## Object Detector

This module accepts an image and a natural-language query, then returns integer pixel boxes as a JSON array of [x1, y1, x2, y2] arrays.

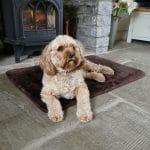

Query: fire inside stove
[[23, 1, 56, 30]]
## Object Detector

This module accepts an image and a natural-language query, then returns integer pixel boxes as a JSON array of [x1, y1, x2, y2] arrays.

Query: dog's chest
[[44, 70, 84, 99]]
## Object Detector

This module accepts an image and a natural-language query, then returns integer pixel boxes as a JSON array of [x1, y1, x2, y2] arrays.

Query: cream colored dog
[[39, 35, 114, 123]]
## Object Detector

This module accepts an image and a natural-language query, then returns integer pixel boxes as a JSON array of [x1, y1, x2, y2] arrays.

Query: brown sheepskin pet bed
[[6, 55, 145, 112]]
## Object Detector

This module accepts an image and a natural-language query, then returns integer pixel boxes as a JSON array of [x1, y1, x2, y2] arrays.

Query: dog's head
[[39, 35, 85, 75]]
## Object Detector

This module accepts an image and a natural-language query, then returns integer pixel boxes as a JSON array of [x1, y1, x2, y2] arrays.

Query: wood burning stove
[[1, 0, 63, 62]]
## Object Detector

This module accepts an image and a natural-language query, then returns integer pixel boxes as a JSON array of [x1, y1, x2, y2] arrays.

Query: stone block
[[76, 34, 96, 48], [77, 14, 97, 26], [96, 36, 109, 47], [84, 45, 108, 54], [96, 15, 112, 26], [64, 0, 98, 7], [76, 34, 109, 53], [98, 1, 113, 15], [96, 26, 111, 37], [77, 25, 110, 37], [77, 5, 97, 15], [77, 14, 111, 27]]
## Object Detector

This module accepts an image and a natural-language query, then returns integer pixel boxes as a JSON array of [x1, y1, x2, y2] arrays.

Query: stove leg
[[13, 45, 24, 63]]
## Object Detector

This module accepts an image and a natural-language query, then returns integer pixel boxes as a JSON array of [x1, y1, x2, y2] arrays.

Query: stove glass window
[[23, 1, 56, 31]]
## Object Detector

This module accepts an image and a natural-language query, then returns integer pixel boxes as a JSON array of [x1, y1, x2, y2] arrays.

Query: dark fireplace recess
[[1, 0, 63, 62]]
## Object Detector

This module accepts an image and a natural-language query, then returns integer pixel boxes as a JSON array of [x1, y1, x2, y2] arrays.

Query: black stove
[[1, 0, 63, 62]]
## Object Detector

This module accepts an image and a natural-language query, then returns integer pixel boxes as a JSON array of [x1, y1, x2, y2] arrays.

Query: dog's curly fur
[[39, 35, 114, 122]]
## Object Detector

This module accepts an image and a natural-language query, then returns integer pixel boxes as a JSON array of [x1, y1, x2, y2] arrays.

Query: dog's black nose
[[68, 52, 75, 59]]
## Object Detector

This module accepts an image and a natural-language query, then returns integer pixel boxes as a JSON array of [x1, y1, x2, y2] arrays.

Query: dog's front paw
[[95, 73, 106, 83], [101, 66, 115, 75], [77, 111, 93, 122], [48, 111, 64, 123]]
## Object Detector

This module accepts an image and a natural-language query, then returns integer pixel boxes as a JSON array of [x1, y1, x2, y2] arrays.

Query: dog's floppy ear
[[39, 45, 57, 75], [75, 40, 85, 56]]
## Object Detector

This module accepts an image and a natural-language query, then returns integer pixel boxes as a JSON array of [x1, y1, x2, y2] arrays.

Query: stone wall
[[64, 0, 112, 54]]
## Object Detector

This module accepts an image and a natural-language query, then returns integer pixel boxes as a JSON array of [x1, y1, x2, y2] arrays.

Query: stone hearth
[[64, 0, 112, 54]]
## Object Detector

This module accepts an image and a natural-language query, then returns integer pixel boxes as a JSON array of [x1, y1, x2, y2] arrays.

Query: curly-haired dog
[[39, 35, 114, 123]]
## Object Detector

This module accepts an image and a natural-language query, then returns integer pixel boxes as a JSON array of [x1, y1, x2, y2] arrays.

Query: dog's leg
[[75, 84, 93, 122], [83, 59, 114, 75], [41, 91, 64, 122], [84, 72, 106, 82]]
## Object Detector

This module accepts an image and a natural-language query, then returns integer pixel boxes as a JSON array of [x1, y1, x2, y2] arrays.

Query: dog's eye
[[71, 45, 75, 50], [72, 46, 75, 50], [57, 46, 64, 52]]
